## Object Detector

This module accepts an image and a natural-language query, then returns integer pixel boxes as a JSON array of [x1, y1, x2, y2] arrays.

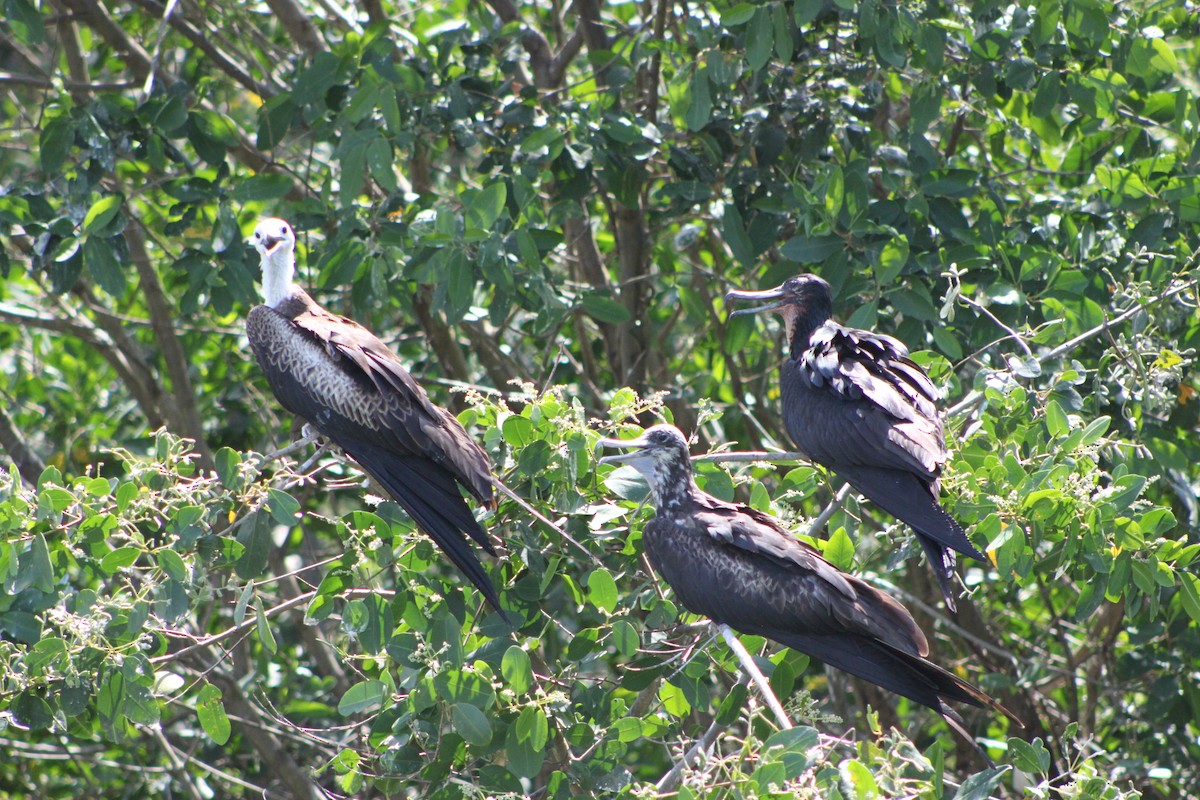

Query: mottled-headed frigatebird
[[725, 275, 983, 610], [599, 424, 1013, 744], [246, 218, 503, 613]]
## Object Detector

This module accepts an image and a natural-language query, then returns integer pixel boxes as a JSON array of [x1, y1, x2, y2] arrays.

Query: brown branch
[[486, 0, 554, 87], [53, 0, 164, 86], [410, 289, 472, 394], [644, 0, 671, 121], [547, 28, 584, 87], [53, 5, 93, 105], [359, 0, 384, 26], [573, 0, 611, 87], [206, 668, 326, 800], [462, 320, 530, 389], [127, 0, 277, 98], [76, 303, 170, 428], [0, 404, 45, 486], [125, 223, 215, 469], [263, 0, 326, 57], [0, 71, 134, 90], [1, 301, 167, 426]]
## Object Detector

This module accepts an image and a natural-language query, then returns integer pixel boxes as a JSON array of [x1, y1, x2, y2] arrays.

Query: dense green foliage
[[2, 0, 1199, 796]]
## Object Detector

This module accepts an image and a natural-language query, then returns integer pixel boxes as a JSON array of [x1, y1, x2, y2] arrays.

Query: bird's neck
[[782, 304, 829, 358], [262, 251, 296, 308], [648, 462, 699, 514]]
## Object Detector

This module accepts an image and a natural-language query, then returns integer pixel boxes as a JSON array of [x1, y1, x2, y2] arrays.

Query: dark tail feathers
[[768, 629, 1017, 749], [837, 465, 983, 610], [341, 437, 504, 614]]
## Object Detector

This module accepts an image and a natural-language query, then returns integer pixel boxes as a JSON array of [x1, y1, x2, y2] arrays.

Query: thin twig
[[945, 275, 1200, 420], [807, 484, 853, 538], [492, 478, 603, 566], [717, 623, 793, 731]]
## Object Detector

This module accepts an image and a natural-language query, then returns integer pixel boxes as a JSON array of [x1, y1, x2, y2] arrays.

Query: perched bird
[[246, 218, 503, 613], [599, 424, 1014, 744], [725, 275, 983, 611]]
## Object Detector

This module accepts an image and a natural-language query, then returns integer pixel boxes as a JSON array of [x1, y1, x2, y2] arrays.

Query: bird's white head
[[249, 217, 296, 308]]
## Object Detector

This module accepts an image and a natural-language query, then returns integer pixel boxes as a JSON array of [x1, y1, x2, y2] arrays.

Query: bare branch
[[127, 0, 277, 98], [263, 0, 327, 57], [53, 0, 164, 86], [717, 623, 793, 730], [125, 223, 215, 469], [0, 404, 45, 486]]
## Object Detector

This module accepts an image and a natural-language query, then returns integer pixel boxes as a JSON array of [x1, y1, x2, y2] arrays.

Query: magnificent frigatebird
[[246, 218, 503, 613], [725, 275, 983, 611], [599, 424, 1014, 744]]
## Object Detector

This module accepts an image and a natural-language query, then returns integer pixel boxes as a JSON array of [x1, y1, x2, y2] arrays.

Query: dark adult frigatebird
[[599, 425, 1014, 745], [725, 275, 983, 611], [246, 218, 504, 613]]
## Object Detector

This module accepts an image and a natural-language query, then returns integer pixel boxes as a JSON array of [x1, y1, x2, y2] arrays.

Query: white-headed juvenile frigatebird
[[246, 218, 504, 613], [599, 425, 1014, 746], [725, 274, 983, 611]]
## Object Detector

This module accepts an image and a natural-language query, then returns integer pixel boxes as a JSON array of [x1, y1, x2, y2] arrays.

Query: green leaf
[[658, 680, 691, 717], [610, 619, 639, 656], [840, 759, 879, 798], [953, 766, 1008, 799], [745, 7, 773, 71], [874, 236, 908, 284], [366, 136, 398, 193], [231, 174, 295, 201], [505, 708, 548, 778], [715, 681, 749, 725], [1044, 398, 1068, 437], [467, 182, 507, 230], [720, 3, 755, 25], [1179, 574, 1200, 625], [197, 684, 232, 745], [779, 234, 842, 262], [5, 0, 45, 44], [101, 545, 142, 574], [451, 702, 493, 747], [685, 69, 712, 132], [83, 195, 123, 234], [1008, 737, 1051, 774], [515, 705, 549, 750], [823, 527, 855, 571], [338, 680, 387, 716], [580, 292, 631, 324], [156, 549, 187, 582], [1079, 415, 1110, 447], [502, 646, 533, 695], [236, 509, 273, 579], [84, 237, 126, 297], [586, 567, 618, 614], [254, 595, 277, 654], [722, 203, 755, 268], [267, 488, 300, 525], [39, 115, 74, 173]]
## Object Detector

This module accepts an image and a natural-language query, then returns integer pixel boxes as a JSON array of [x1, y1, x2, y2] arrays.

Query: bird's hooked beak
[[250, 233, 285, 256], [724, 285, 793, 317], [597, 434, 652, 466]]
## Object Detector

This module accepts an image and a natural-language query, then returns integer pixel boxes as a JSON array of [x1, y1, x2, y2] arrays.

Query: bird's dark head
[[725, 274, 833, 351], [598, 424, 694, 508]]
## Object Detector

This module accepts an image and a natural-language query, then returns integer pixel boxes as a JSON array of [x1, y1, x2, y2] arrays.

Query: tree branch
[[125, 223, 214, 469], [53, 0, 164, 86], [717, 623, 793, 730], [263, 0, 327, 57], [127, 0, 277, 98], [0, 404, 45, 486]]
